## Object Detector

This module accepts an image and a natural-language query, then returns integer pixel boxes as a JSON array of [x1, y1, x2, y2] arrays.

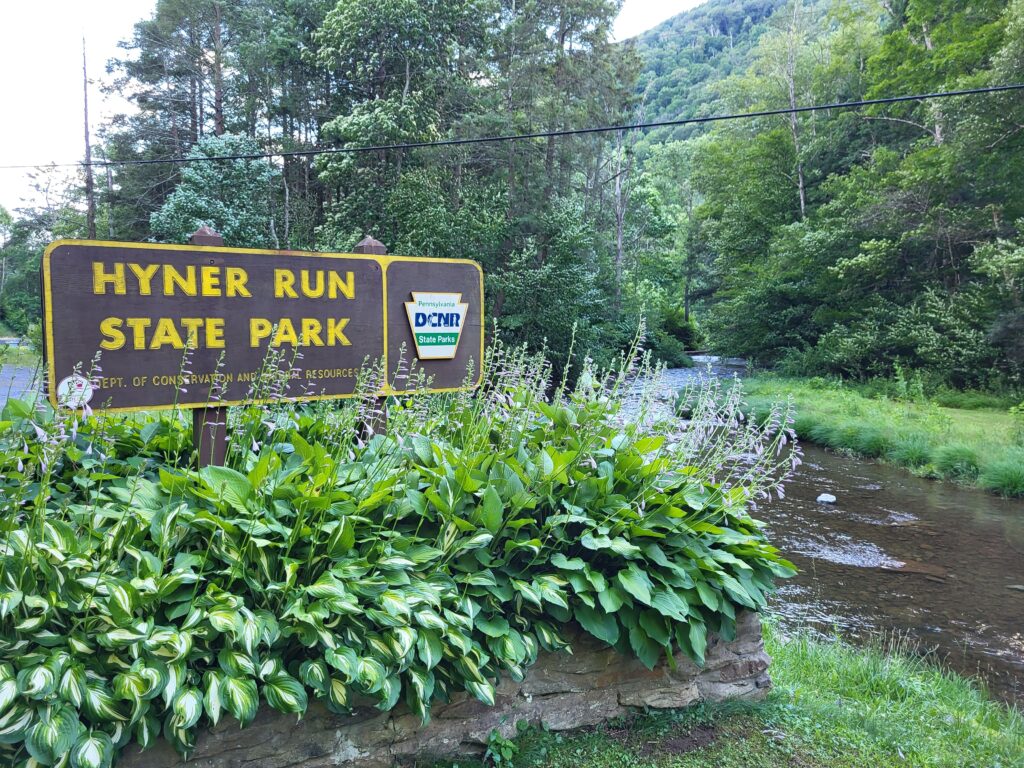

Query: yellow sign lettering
[[99, 317, 126, 350], [92, 262, 126, 295]]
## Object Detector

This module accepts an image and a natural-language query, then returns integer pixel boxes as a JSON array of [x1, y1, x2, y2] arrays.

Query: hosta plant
[[0, 340, 796, 766]]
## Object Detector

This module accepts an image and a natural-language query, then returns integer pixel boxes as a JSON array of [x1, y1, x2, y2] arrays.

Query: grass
[[429, 627, 1024, 768], [740, 376, 1024, 497]]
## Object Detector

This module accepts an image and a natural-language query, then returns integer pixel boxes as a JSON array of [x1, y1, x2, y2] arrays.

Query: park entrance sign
[[42, 240, 484, 412]]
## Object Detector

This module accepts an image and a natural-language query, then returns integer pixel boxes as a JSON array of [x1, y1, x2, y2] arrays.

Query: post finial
[[353, 235, 387, 255]]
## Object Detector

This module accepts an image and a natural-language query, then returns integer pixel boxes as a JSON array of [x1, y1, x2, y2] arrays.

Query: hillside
[[630, 0, 787, 153]]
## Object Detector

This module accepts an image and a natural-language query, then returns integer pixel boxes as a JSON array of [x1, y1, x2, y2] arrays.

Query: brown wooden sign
[[42, 240, 484, 412]]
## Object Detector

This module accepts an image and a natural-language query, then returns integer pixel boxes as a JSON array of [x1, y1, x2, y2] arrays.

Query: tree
[[150, 134, 280, 247]]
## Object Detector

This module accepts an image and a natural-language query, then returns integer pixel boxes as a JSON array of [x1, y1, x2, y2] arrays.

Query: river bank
[[743, 376, 1024, 497]]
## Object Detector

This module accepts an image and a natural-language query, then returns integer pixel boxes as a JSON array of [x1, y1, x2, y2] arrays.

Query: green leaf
[[638, 610, 671, 646], [198, 465, 253, 512], [299, 660, 329, 693], [264, 673, 308, 715], [173, 687, 203, 729], [204, 672, 224, 726], [327, 677, 349, 709], [0, 703, 33, 744], [325, 518, 356, 559], [26, 704, 80, 765], [70, 730, 114, 768], [688, 620, 708, 665], [467, 680, 495, 706], [597, 586, 625, 613], [478, 486, 504, 535], [356, 657, 387, 694], [574, 605, 620, 645], [475, 615, 509, 638], [416, 629, 443, 670], [17, 665, 56, 700], [695, 582, 720, 611], [628, 625, 663, 671], [222, 676, 259, 726], [0, 677, 16, 715], [616, 565, 653, 605], [650, 589, 689, 622], [551, 553, 585, 571]]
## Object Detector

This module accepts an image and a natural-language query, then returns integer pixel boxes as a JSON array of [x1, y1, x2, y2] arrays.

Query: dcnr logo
[[404, 292, 468, 360], [413, 311, 463, 329]]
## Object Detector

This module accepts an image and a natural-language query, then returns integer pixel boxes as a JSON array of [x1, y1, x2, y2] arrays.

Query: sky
[[0, 0, 704, 215]]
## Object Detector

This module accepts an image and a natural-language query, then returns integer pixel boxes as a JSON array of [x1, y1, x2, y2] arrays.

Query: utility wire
[[1, 83, 1022, 171]]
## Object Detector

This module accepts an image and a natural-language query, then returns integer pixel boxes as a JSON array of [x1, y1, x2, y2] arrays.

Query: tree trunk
[[613, 132, 626, 311], [82, 38, 96, 239], [212, 3, 226, 136], [785, 2, 806, 219]]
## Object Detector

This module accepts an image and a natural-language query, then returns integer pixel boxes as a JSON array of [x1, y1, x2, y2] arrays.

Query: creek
[[665, 359, 1024, 703]]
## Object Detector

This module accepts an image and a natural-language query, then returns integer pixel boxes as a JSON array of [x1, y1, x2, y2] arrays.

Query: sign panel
[[42, 240, 484, 411]]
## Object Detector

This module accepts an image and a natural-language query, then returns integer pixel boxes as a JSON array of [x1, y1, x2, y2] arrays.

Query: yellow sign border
[[41, 239, 485, 412]]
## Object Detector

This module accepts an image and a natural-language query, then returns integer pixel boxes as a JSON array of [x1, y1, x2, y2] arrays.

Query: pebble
[[816, 493, 837, 504], [1007, 585, 1024, 592]]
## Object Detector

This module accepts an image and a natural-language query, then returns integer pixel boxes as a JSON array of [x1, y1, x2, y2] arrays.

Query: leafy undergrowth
[[431, 628, 1024, 768], [0, 343, 796, 767], [735, 376, 1024, 497]]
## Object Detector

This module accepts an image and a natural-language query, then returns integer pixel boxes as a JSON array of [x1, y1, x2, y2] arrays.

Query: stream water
[[660, 359, 1024, 704]]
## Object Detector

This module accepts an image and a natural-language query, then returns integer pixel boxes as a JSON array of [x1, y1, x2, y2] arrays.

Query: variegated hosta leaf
[[203, 671, 224, 726], [17, 665, 57, 700], [83, 682, 126, 722], [466, 680, 496, 707], [105, 580, 139, 626], [161, 663, 186, 707], [207, 609, 241, 636], [263, 674, 307, 715], [355, 657, 387, 694], [0, 703, 34, 745], [221, 676, 258, 726], [134, 714, 160, 750], [298, 660, 328, 693], [257, 657, 282, 681], [69, 730, 114, 768], [135, 661, 168, 701], [324, 647, 357, 680], [59, 667, 87, 709], [416, 629, 443, 671], [389, 627, 417, 662], [25, 704, 80, 765], [0, 676, 16, 715], [326, 677, 348, 710], [376, 676, 401, 711], [0, 591, 23, 620], [97, 620, 152, 650], [67, 636, 94, 656], [218, 649, 257, 678], [171, 687, 203, 730]]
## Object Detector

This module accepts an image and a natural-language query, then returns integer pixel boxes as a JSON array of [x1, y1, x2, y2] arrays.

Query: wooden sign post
[[189, 227, 229, 466], [41, 235, 485, 467]]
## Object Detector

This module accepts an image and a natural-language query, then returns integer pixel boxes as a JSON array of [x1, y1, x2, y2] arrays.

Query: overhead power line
[[1, 83, 1022, 172]]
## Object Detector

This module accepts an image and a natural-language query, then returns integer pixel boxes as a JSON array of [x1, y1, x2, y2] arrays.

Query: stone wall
[[120, 612, 770, 768]]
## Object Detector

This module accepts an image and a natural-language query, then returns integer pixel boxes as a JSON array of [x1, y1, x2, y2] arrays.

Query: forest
[[1, 0, 1023, 390]]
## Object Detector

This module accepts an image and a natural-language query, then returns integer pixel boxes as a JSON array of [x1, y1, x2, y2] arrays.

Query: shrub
[[933, 443, 981, 482], [0, 344, 796, 766], [978, 449, 1024, 497], [886, 435, 933, 468]]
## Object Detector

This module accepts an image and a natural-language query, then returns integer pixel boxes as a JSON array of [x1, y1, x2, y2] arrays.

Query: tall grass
[[741, 377, 1024, 498]]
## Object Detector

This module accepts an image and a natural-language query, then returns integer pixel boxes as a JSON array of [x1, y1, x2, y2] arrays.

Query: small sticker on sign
[[56, 375, 94, 408]]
